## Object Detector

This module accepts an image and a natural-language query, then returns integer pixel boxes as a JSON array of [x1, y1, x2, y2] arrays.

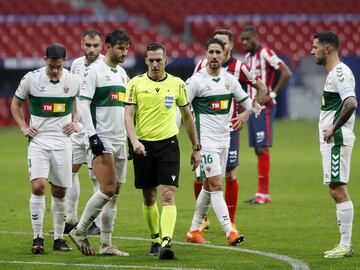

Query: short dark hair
[[105, 29, 131, 46], [83, 28, 101, 39], [206, 38, 225, 50], [241, 25, 257, 35], [146, 42, 166, 54], [46, 43, 66, 59], [314, 31, 339, 50], [213, 29, 234, 42]]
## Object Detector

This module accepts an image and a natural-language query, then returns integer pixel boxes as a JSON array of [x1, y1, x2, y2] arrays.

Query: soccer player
[[10, 43, 81, 254], [240, 26, 293, 204], [311, 31, 357, 258], [193, 29, 266, 229], [124, 42, 201, 259], [69, 30, 131, 257], [185, 38, 261, 245], [65, 28, 104, 235]]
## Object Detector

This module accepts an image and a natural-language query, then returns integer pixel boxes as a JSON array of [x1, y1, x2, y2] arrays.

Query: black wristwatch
[[192, 144, 202, 151]]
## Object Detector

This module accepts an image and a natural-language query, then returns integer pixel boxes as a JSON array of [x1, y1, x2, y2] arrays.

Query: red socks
[[257, 153, 270, 194], [225, 180, 238, 224], [194, 180, 202, 199]]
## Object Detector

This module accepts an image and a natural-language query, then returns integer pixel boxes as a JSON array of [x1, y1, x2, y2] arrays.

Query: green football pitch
[[0, 119, 359, 270]]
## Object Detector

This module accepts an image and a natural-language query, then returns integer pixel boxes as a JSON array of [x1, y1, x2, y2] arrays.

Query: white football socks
[[190, 188, 211, 231], [30, 193, 45, 239], [65, 172, 80, 224], [210, 191, 232, 236], [336, 200, 354, 248], [77, 191, 111, 233], [100, 194, 119, 246], [52, 196, 66, 240]]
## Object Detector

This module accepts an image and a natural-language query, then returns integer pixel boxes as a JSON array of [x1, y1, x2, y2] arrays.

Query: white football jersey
[[15, 67, 81, 149], [186, 68, 250, 149], [79, 59, 128, 145], [319, 62, 356, 146], [70, 54, 104, 142]]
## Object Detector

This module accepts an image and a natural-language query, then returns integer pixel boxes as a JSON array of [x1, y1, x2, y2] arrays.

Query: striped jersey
[[194, 55, 258, 131], [79, 59, 128, 145], [15, 67, 81, 149], [70, 55, 104, 142], [186, 68, 250, 149], [319, 62, 356, 146], [244, 45, 283, 99]]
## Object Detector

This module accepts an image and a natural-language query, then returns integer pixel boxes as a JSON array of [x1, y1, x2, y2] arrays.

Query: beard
[[315, 50, 327, 65]]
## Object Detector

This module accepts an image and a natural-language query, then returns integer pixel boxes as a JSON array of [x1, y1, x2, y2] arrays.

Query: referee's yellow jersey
[[125, 73, 189, 141]]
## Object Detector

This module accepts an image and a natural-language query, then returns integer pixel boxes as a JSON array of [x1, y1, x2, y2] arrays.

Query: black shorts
[[133, 136, 180, 189]]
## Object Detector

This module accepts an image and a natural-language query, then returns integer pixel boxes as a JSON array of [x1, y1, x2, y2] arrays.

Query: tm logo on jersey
[[110, 92, 125, 102], [210, 100, 229, 110], [42, 103, 65, 113]]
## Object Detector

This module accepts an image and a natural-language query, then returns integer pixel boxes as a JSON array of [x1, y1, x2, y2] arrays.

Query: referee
[[124, 42, 201, 260]]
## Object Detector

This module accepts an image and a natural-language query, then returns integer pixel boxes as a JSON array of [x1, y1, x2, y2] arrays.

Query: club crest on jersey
[[164, 96, 174, 109], [225, 84, 230, 90], [206, 166, 211, 172], [63, 86, 69, 93]]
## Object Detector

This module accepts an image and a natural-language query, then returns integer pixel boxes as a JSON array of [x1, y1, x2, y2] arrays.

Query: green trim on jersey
[[29, 95, 74, 117], [194, 113, 201, 144], [330, 145, 341, 182], [321, 91, 342, 111], [192, 94, 234, 115], [92, 85, 126, 107], [322, 91, 344, 144], [15, 94, 26, 102], [79, 95, 92, 101]]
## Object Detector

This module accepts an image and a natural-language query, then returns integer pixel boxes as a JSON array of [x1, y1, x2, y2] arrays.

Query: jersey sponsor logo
[[41, 103, 66, 113], [164, 96, 174, 109], [110, 92, 125, 102], [210, 100, 229, 110]]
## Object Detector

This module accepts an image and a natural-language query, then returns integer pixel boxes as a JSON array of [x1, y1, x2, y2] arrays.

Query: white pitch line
[[0, 260, 213, 270], [0, 231, 309, 270]]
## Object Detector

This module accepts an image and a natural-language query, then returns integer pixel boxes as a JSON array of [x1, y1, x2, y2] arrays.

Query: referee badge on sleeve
[[164, 96, 174, 109]]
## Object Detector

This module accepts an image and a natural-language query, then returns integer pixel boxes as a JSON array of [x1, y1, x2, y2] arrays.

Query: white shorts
[[195, 147, 228, 178], [89, 140, 127, 183], [72, 131, 89, 165], [28, 144, 72, 188], [320, 143, 353, 184]]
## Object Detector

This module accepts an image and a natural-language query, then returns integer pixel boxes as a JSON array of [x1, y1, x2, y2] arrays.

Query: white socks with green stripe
[[30, 193, 45, 239], [190, 188, 211, 231], [336, 200, 354, 248]]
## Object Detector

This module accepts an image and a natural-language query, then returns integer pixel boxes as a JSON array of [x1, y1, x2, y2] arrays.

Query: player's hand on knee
[[89, 134, 105, 156]]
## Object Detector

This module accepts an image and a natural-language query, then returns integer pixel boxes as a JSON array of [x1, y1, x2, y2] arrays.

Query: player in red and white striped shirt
[[193, 29, 266, 229], [240, 25, 292, 204]]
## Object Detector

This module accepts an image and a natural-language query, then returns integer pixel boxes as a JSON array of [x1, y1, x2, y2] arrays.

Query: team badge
[[225, 84, 230, 90], [63, 86, 69, 93], [206, 166, 211, 172], [164, 96, 174, 109]]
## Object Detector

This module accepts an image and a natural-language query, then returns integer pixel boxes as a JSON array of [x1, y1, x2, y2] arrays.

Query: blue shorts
[[226, 130, 240, 169], [248, 105, 276, 148]]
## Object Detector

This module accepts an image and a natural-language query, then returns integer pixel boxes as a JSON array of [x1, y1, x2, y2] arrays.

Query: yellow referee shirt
[[125, 73, 189, 141]]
